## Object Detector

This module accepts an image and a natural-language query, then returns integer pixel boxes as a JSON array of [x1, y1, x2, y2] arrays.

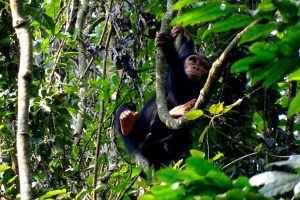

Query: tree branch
[[156, 14, 259, 129], [156, 0, 185, 130], [195, 19, 260, 109]]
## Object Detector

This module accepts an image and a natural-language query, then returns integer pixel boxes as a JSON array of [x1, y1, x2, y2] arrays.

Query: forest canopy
[[0, 0, 300, 199]]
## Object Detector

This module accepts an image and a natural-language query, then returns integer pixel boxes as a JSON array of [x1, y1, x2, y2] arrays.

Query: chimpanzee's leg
[[169, 99, 196, 118]]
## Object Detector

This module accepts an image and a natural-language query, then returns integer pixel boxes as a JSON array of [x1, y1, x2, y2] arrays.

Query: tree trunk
[[9, 0, 33, 199]]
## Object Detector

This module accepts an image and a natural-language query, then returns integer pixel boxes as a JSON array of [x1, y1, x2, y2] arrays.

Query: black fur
[[115, 30, 209, 168]]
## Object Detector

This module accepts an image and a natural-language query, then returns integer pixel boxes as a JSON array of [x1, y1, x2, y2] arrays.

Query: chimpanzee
[[115, 26, 211, 169]]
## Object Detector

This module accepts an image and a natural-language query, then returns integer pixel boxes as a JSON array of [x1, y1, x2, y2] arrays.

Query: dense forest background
[[1, 0, 300, 199]]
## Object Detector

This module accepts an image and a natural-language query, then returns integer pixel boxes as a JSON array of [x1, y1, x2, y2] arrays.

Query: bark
[[9, 0, 33, 199], [74, 0, 88, 137]]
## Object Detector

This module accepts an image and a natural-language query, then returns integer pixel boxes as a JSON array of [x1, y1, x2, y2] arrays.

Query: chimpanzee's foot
[[120, 110, 139, 136], [169, 99, 196, 118]]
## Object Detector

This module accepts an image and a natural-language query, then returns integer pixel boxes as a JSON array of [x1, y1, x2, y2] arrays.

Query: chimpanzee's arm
[[171, 26, 195, 59], [155, 32, 181, 70]]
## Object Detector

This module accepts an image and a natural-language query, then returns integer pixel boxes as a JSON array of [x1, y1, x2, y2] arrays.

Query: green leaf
[[156, 168, 199, 183], [76, 189, 87, 200], [272, 0, 298, 22], [44, 0, 61, 19], [253, 112, 264, 130], [258, 0, 276, 12], [7, 175, 18, 184], [173, 0, 200, 10], [207, 170, 232, 189], [210, 14, 252, 33], [233, 176, 250, 188], [249, 42, 277, 58], [190, 149, 205, 158], [239, 23, 277, 45], [289, 68, 300, 81], [199, 125, 209, 143], [262, 59, 296, 88], [39, 189, 67, 199], [288, 93, 300, 117], [173, 159, 184, 169], [209, 102, 224, 115], [25, 6, 56, 34], [184, 109, 204, 120], [0, 165, 11, 173], [171, 3, 234, 26], [212, 151, 224, 161], [156, 168, 183, 183], [284, 23, 300, 49], [216, 188, 247, 199], [231, 56, 269, 73], [111, 74, 121, 86], [186, 157, 219, 176]]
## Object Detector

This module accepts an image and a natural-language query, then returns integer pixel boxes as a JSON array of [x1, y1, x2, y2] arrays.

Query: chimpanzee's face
[[184, 54, 210, 82]]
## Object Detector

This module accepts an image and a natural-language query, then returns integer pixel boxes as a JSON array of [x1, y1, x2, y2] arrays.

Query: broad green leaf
[[258, 0, 275, 12], [239, 23, 277, 45], [0, 165, 11, 173], [140, 194, 155, 200], [184, 109, 204, 120], [171, 3, 234, 26], [249, 42, 277, 59], [111, 74, 121, 86], [284, 23, 300, 49], [39, 189, 67, 199], [262, 59, 296, 88], [210, 14, 252, 33], [25, 6, 56, 34], [288, 93, 300, 117], [173, 0, 200, 10], [156, 169, 200, 183], [233, 176, 250, 188], [276, 41, 295, 58], [231, 56, 269, 73], [150, 184, 184, 199], [217, 188, 247, 199], [44, 0, 61, 19], [190, 149, 205, 158], [207, 170, 232, 189], [273, 0, 298, 22], [253, 112, 264, 130], [289, 68, 300, 81], [209, 102, 224, 114], [186, 157, 219, 176]]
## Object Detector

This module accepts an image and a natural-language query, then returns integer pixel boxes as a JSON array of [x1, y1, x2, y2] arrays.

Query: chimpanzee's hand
[[155, 32, 172, 47], [171, 25, 184, 39]]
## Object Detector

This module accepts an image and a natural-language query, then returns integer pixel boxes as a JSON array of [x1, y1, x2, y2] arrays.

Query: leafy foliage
[[250, 156, 300, 197], [0, 0, 300, 199], [142, 156, 267, 200]]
